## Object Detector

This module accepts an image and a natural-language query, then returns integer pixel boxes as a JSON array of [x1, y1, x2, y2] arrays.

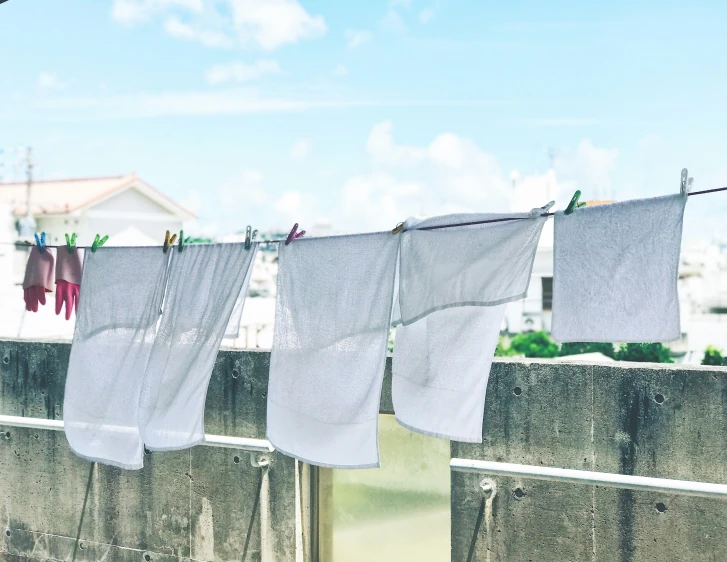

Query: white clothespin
[[680, 168, 693, 196]]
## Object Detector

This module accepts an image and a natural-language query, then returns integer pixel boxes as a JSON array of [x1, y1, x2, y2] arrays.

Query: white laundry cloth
[[225, 245, 259, 339], [267, 233, 399, 468], [393, 305, 506, 441], [64, 247, 169, 469], [139, 243, 257, 450], [552, 193, 687, 343], [396, 211, 548, 325], [393, 212, 546, 442]]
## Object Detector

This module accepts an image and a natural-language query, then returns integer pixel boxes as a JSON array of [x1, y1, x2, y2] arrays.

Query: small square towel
[[551, 193, 687, 343], [267, 232, 399, 469], [396, 211, 548, 325], [392, 212, 547, 442]]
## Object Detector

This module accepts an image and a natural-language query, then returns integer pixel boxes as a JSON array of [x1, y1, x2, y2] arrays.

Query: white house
[[0, 173, 195, 248], [0, 173, 194, 341]]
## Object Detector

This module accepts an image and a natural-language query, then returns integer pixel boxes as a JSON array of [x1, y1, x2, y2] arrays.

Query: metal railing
[[0, 414, 274, 453], [450, 458, 727, 500]]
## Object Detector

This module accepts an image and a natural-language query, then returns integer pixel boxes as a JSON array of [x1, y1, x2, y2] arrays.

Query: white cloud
[[112, 0, 203, 24], [333, 63, 348, 76], [290, 139, 312, 162], [231, 0, 327, 50], [338, 121, 620, 231], [205, 60, 280, 84], [219, 169, 269, 209], [380, 9, 407, 33], [112, 0, 326, 51], [418, 8, 434, 23], [164, 17, 234, 47], [37, 72, 65, 91], [345, 29, 372, 49]]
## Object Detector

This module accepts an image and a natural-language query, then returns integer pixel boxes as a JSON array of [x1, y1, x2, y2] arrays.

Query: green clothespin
[[564, 190, 586, 215], [91, 234, 108, 252], [65, 233, 77, 254], [178, 230, 185, 252]]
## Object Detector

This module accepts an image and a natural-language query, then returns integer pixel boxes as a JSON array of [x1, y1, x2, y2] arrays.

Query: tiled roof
[[0, 173, 195, 218]]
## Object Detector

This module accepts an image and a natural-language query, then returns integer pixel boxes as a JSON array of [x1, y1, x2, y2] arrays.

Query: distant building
[[0, 173, 195, 247], [0, 173, 194, 341]]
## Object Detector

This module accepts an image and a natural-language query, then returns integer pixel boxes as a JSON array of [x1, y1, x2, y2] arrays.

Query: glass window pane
[[332, 415, 450, 562]]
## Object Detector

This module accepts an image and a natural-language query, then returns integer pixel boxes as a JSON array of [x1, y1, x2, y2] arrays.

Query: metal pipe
[[0, 414, 274, 453], [450, 458, 727, 500]]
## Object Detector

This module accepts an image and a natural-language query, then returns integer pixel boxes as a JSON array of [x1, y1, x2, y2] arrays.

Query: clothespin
[[564, 190, 586, 215], [285, 223, 305, 246], [680, 168, 694, 195], [391, 222, 405, 234], [91, 234, 108, 252], [245, 225, 258, 250], [178, 230, 185, 252], [531, 201, 556, 217], [163, 230, 177, 253], [34, 232, 47, 253], [64, 233, 77, 254]]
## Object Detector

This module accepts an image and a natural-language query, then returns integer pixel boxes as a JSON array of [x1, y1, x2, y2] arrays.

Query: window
[[328, 415, 450, 562], [542, 277, 553, 311]]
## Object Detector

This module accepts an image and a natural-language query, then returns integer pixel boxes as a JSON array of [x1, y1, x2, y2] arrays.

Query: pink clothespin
[[285, 223, 306, 246]]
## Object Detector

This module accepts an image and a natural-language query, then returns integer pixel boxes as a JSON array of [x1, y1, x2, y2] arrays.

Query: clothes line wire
[[3, 185, 726, 249]]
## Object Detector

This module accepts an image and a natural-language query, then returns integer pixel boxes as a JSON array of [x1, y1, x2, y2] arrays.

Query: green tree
[[702, 345, 726, 366], [559, 341, 616, 358], [509, 331, 559, 358], [615, 343, 673, 363], [494, 337, 516, 357]]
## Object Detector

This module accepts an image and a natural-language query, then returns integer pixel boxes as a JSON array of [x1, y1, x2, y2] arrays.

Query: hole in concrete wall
[[4, 432, 9, 440], [144, 554, 151, 561], [656, 502, 667, 513], [655, 393, 665, 404], [79, 542, 85, 550], [232, 369, 239, 379], [513, 387, 522, 396], [5, 530, 10, 537], [513, 487, 525, 499], [233, 455, 240, 464], [2, 355, 9, 365]]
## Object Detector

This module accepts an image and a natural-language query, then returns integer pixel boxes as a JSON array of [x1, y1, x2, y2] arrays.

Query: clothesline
[[2, 184, 726, 249]]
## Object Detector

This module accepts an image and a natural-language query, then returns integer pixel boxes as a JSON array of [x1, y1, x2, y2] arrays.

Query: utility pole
[[17, 147, 35, 238]]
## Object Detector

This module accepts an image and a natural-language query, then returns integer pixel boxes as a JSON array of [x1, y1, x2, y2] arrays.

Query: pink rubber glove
[[55, 249, 83, 320], [22, 246, 55, 313], [55, 280, 80, 320]]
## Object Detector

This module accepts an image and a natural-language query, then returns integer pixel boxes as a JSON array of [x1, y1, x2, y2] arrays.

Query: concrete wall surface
[[3, 341, 727, 562], [0, 341, 297, 562], [453, 359, 727, 562]]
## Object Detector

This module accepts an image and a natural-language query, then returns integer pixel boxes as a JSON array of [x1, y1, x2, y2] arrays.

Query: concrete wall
[[452, 359, 727, 562], [0, 341, 297, 562], [3, 341, 727, 561]]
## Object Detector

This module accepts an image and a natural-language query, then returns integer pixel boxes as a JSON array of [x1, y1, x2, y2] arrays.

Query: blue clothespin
[[91, 234, 108, 252], [34, 232, 46, 253], [285, 223, 305, 246], [564, 190, 586, 215], [65, 233, 77, 254]]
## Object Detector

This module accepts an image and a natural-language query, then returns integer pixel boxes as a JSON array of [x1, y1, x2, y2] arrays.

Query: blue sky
[[2, 0, 727, 239]]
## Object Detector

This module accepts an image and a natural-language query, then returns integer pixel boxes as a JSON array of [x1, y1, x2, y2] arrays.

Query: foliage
[[615, 343, 673, 363], [559, 341, 616, 359], [494, 337, 517, 357], [184, 236, 214, 244], [702, 345, 726, 366], [509, 330, 559, 358]]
